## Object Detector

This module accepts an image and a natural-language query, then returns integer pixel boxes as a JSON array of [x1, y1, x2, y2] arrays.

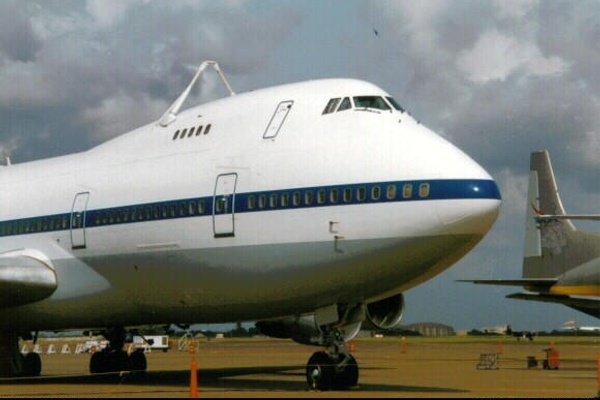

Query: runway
[[1, 336, 598, 398]]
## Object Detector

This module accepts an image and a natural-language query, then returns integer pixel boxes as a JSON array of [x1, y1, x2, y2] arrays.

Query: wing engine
[[0, 250, 57, 307], [256, 294, 406, 345]]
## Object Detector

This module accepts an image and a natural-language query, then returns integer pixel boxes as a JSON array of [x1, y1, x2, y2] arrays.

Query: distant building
[[403, 323, 455, 337]]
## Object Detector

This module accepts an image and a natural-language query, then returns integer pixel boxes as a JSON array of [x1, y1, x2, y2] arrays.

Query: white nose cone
[[435, 151, 501, 235]]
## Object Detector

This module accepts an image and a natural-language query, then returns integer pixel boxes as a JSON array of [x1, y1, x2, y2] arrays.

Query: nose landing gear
[[305, 331, 359, 391]]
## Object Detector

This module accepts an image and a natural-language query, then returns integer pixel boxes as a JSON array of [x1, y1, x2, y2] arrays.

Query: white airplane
[[0, 61, 501, 390]]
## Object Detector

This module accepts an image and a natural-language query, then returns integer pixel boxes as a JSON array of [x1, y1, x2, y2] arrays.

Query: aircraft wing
[[458, 278, 557, 292], [536, 214, 600, 221], [507, 292, 600, 319], [0, 251, 57, 307]]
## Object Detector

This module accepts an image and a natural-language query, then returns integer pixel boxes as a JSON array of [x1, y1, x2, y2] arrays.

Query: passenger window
[[292, 191, 301, 206], [204, 124, 212, 135], [323, 98, 341, 114], [269, 194, 278, 208], [259, 194, 267, 209], [343, 188, 352, 203], [338, 97, 351, 111], [188, 127, 195, 137], [248, 195, 256, 210], [180, 129, 188, 139], [371, 186, 381, 200], [305, 191, 314, 205], [173, 130, 180, 140], [330, 189, 339, 204], [317, 189, 326, 205], [357, 187, 366, 201], [403, 184, 413, 199], [198, 200, 206, 214], [281, 192, 289, 207], [386, 184, 396, 200], [419, 183, 430, 198], [188, 202, 196, 215], [196, 125, 203, 136]]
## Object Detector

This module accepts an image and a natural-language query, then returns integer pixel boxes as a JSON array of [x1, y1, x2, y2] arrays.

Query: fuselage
[[0, 78, 501, 331]]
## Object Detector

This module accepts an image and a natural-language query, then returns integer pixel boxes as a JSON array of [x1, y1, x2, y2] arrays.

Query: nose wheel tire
[[306, 351, 334, 390], [306, 350, 359, 390]]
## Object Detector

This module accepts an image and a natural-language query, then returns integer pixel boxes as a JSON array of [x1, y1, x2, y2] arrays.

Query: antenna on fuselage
[[157, 60, 235, 127]]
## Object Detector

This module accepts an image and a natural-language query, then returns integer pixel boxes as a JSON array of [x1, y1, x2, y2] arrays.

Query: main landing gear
[[89, 327, 147, 374], [0, 331, 41, 377], [305, 331, 359, 390]]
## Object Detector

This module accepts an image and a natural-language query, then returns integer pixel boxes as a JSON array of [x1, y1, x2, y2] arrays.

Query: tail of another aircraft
[[523, 150, 600, 279]]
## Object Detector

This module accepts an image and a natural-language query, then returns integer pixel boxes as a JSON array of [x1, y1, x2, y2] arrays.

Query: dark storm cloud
[[0, 2, 42, 62]]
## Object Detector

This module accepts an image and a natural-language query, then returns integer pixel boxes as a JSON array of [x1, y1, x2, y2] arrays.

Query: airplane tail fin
[[523, 150, 600, 278]]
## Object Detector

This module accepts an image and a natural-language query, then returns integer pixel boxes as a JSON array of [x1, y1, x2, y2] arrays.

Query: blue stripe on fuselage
[[0, 179, 500, 237]]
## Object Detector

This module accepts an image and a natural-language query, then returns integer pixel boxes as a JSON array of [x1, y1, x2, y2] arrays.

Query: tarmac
[[1, 336, 599, 398]]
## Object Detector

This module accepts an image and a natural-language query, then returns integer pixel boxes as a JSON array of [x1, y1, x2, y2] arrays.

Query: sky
[[0, 0, 599, 333]]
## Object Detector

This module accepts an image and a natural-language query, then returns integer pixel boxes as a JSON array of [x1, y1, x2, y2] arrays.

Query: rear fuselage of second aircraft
[[0, 79, 501, 330]]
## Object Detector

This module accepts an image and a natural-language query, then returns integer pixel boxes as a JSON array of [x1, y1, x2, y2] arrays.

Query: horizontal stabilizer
[[507, 292, 600, 319], [0, 253, 57, 307]]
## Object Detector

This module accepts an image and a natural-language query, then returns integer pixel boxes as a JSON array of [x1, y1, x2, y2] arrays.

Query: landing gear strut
[[89, 327, 147, 374], [0, 331, 41, 377], [305, 331, 358, 390]]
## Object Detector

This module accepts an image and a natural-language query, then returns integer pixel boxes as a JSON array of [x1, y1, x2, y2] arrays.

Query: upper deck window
[[353, 96, 391, 111]]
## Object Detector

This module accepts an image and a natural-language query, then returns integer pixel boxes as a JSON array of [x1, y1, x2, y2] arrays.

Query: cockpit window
[[385, 96, 405, 113], [338, 97, 352, 111], [322, 98, 341, 114], [353, 96, 391, 111], [322, 95, 403, 115]]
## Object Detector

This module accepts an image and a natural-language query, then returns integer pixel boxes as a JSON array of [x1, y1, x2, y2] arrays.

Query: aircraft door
[[213, 173, 237, 238], [71, 192, 90, 249]]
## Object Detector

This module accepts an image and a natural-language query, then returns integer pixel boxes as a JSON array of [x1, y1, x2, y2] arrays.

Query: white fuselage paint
[[0, 79, 501, 331]]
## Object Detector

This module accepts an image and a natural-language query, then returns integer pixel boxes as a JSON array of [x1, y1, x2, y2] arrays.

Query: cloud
[[79, 91, 167, 141], [457, 29, 568, 83], [494, 0, 539, 19]]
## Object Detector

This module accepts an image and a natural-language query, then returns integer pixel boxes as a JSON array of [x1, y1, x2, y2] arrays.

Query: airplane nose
[[435, 167, 501, 235], [437, 191, 501, 235]]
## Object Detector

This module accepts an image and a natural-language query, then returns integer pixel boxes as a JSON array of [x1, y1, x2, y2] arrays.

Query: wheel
[[109, 350, 130, 372], [90, 351, 107, 374], [335, 353, 358, 389], [306, 351, 334, 391], [23, 352, 41, 377], [128, 350, 147, 371]]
